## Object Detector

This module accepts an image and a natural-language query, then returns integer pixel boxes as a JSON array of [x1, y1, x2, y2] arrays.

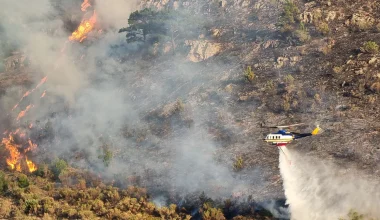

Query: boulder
[[186, 40, 222, 62], [276, 56, 289, 69]]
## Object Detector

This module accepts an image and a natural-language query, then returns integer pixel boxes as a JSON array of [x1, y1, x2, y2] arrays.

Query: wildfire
[[16, 104, 33, 121], [41, 90, 46, 98], [11, 76, 47, 112], [36, 76, 48, 89], [3, 1, 99, 174], [81, 0, 91, 12], [2, 132, 38, 172], [25, 157, 37, 173], [25, 139, 37, 153], [2, 134, 21, 171], [69, 10, 97, 42]]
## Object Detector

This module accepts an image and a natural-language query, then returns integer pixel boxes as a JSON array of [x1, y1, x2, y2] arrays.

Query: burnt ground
[[1, 0, 380, 215]]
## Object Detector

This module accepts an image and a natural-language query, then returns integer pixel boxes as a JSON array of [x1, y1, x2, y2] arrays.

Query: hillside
[[1, 0, 380, 219]]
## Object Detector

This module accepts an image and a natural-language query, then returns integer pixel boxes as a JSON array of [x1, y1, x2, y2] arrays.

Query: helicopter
[[262, 123, 320, 164]]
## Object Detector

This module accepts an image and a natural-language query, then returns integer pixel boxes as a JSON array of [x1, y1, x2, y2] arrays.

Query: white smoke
[[279, 147, 380, 220], [0, 0, 275, 204]]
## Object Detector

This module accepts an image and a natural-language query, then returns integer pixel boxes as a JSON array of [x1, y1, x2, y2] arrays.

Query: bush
[[17, 174, 29, 188], [98, 149, 113, 167], [34, 164, 50, 178], [25, 199, 39, 215], [201, 203, 226, 220], [51, 159, 68, 179], [0, 172, 8, 194], [295, 22, 311, 43], [244, 66, 255, 83], [281, 0, 299, 25], [333, 66, 342, 74], [361, 41, 379, 54], [316, 22, 330, 35], [233, 157, 244, 171], [284, 74, 294, 84], [266, 80, 275, 91], [339, 209, 365, 220]]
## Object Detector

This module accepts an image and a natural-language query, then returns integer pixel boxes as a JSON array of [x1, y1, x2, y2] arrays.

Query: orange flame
[[81, 0, 91, 11], [36, 76, 48, 89], [11, 104, 19, 111], [2, 134, 21, 171], [11, 76, 47, 112], [69, 10, 97, 42], [25, 157, 37, 173], [24, 139, 37, 153], [22, 91, 31, 99], [41, 90, 46, 98], [16, 104, 33, 121]]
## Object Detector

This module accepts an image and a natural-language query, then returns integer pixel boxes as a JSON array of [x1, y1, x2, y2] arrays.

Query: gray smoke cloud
[[0, 0, 275, 206], [279, 147, 380, 220]]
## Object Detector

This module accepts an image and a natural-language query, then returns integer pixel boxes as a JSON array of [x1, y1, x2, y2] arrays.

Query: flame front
[[2, 133, 38, 172], [81, 0, 91, 11], [2, 134, 21, 171], [16, 104, 33, 121], [36, 76, 48, 89], [25, 139, 37, 153], [3, 0, 98, 174], [69, 10, 97, 42], [41, 90, 46, 98], [25, 157, 37, 173]]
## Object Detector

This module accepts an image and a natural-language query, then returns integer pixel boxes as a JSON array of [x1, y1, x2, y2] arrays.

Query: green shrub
[[361, 41, 379, 54], [25, 199, 39, 215], [266, 80, 275, 91], [295, 22, 311, 42], [51, 159, 68, 179], [17, 174, 29, 188], [339, 209, 365, 220], [284, 74, 294, 84], [333, 66, 342, 74], [34, 164, 49, 178], [98, 149, 113, 167], [281, 0, 299, 25], [201, 203, 226, 220], [244, 66, 255, 83], [316, 22, 330, 35], [233, 157, 244, 171], [0, 171, 8, 194]]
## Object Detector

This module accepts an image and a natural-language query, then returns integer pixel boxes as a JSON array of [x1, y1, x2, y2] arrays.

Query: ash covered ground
[[1, 0, 380, 219]]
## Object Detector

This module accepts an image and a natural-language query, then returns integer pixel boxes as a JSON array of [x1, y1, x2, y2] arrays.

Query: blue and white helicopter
[[263, 123, 320, 164]]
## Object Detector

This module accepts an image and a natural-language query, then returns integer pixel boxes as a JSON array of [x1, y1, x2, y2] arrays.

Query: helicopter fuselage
[[264, 130, 294, 146]]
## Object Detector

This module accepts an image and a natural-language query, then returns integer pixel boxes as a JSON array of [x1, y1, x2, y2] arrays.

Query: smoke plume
[[0, 0, 278, 208], [279, 147, 380, 220]]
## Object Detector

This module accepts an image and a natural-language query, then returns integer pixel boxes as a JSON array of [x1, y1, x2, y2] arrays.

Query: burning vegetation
[[2, 0, 380, 218], [69, 10, 97, 42], [1, 0, 100, 175]]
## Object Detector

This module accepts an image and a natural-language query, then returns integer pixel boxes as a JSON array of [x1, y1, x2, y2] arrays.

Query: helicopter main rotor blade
[[263, 123, 306, 129]]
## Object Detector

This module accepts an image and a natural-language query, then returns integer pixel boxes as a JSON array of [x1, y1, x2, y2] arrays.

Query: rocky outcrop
[[347, 13, 375, 30], [275, 56, 302, 68], [4, 52, 27, 72], [185, 40, 222, 62]]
